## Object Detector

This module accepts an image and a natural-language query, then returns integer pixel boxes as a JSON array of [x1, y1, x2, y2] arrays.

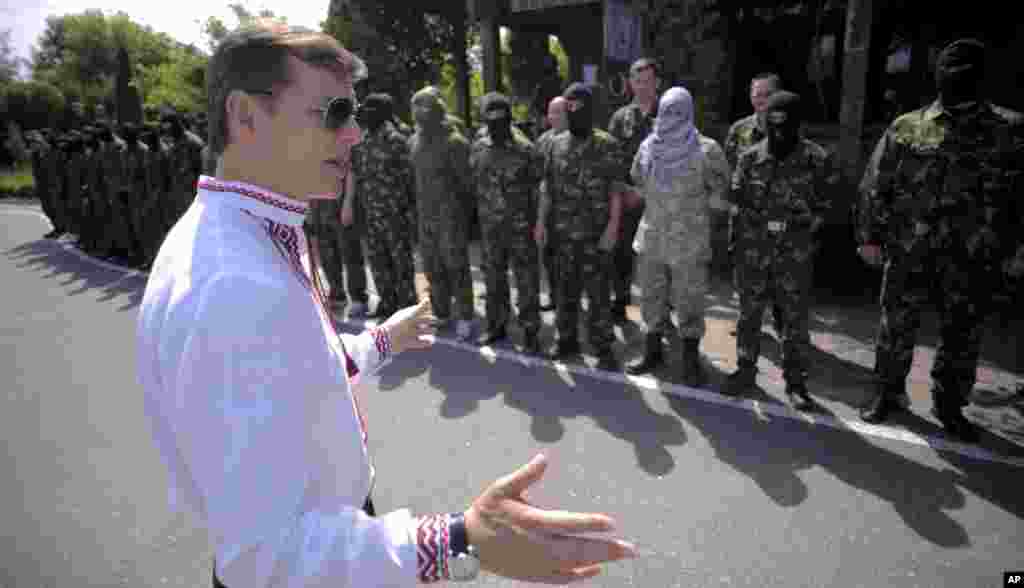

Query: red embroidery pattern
[[416, 514, 451, 583], [370, 326, 391, 362], [198, 177, 308, 216]]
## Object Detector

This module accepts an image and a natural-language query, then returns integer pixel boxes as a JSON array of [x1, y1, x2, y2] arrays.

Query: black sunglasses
[[249, 91, 358, 131]]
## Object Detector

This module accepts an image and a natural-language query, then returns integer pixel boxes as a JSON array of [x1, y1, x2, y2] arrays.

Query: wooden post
[[838, 0, 874, 185]]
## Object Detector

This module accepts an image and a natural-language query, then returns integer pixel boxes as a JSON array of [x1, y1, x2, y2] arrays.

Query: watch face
[[450, 552, 480, 582]]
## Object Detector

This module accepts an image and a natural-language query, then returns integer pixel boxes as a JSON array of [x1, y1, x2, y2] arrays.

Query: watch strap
[[448, 512, 470, 556]]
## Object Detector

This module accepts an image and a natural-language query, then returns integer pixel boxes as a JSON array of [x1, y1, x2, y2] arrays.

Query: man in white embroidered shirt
[[136, 18, 637, 588]]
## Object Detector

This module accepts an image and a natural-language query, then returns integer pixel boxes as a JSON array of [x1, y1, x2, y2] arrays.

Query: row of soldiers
[[24, 111, 206, 268]]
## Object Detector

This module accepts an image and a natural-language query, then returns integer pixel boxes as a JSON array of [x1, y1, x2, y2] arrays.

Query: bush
[[0, 81, 66, 132], [1, 121, 28, 167]]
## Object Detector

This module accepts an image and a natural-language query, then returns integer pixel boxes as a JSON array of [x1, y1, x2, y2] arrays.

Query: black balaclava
[[563, 83, 594, 138], [360, 93, 394, 133], [97, 122, 114, 143], [161, 110, 184, 140], [763, 91, 803, 159], [82, 126, 99, 151], [121, 123, 140, 147], [935, 38, 986, 110], [481, 92, 513, 145]]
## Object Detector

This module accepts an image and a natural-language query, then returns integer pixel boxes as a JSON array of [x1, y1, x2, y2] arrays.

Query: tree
[[1, 29, 23, 82], [0, 80, 66, 131], [115, 46, 144, 125], [199, 3, 286, 53]]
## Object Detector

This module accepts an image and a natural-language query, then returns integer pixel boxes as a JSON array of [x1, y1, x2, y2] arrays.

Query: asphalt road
[[2, 203, 1022, 588]]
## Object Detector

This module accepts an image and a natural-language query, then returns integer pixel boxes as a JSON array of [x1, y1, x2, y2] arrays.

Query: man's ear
[[225, 90, 256, 144]]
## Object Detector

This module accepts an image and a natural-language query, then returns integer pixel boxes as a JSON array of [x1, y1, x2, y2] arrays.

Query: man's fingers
[[499, 500, 616, 534], [540, 534, 638, 568], [515, 565, 603, 585], [495, 453, 549, 496]]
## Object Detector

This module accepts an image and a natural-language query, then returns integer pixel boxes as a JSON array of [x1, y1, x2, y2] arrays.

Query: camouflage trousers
[[420, 218, 474, 321], [364, 213, 417, 311], [554, 237, 614, 352], [481, 225, 540, 335], [874, 259, 993, 409], [612, 202, 645, 309], [735, 251, 813, 383], [638, 254, 707, 340], [312, 222, 368, 305]]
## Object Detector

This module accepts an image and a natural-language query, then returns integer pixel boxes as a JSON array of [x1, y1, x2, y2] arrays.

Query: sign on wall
[[510, 0, 600, 12]]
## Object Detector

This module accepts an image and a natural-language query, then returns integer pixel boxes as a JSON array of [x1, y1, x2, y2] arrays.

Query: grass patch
[[0, 164, 35, 194]]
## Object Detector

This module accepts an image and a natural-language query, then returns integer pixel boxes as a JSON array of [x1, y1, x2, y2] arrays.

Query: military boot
[[860, 380, 891, 423], [681, 337, 706, 387], [481, 323, 508, 346], [521, 331, 541, 355], [626, 333, 664, 375]]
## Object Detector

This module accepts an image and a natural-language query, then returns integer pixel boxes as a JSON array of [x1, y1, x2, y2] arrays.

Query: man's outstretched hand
[[466, 454, 638, 584], [380, 299, 436, 353]]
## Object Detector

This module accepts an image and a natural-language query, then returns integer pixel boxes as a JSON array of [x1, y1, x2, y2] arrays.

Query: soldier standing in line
[[534, 83, 626, 371], [162, 111, 204, 222], [351, 93, 418, 319], [408, 86, 476, 341], [727, 91, 837, 409], [857, 39, 1024, 442], [27, 131, 58, 239], [607, 58, 660, 324], [306, 175, 370, 319], [140, 125, 170, 269], [97, 123, 135, 262], [117, 123, 151, 267], [624, 87, 732, 384], [470, 92, 543, 353], [79, 126, 106, 255], [41, 129, 68, 238], [724, 72, 786, 335], [534, 96, 568, 312], [62, 132, 87, 244]]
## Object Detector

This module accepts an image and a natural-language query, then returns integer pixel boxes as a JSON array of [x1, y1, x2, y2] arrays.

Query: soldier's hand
[[598, 226, 618, 252], [340, 203, 354, 227], [533, 224, 547, 247], [858, 244, 883, 267]]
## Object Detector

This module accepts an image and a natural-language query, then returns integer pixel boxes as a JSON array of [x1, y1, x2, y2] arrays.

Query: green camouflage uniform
[[351, 121, 418, 311], [409, 96, 475, 322], [542, 128, 628, 353], [857, 100, 1024, 410], [723, 113, 767, 168], [730, 138, 838, 383], [607, 103, 655, 312], [143, 134, 171, 260], [80, 139, 107, 252], [534, 127, 564, 303], [117, 140, 150, 259], [305, 196, 368, 307], [101, 136, 134, 256], [165, 131, 204, 222], [63, 143, 86, 237], [470, 130, 543, 336], [28, 136, 56, 229], [632, 135, 731, 340]]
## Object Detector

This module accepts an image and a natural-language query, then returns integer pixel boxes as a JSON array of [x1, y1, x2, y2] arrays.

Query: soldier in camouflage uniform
[[62, 132, 87, 242], [409, 86, 475, 341], [607, 58, 660, 324], [27, 130, 61, 239], [162, 111, 205, 223], [625, 87, 732, 385], [305, 176, 370, 318], [724, 72, 785, 334], [96, 123, 136, 261], [857, 39, 1024, 442], [727, 91, 837, 409], [534, 96, 568, 312], [352, 93, 418, 318], [141, 125, 171, 268], [535, 83, 626, 370], [79, 127, 107, 255], [117, 123, 151, 266], [470, 92, 543, 353]]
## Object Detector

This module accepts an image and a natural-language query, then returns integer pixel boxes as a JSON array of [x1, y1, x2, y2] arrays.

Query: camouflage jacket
[[469, 132, 542, 232], [542, 128, 629, 241], [729, 138, 838, 257], [534, 128, 563, 160], [608, 102, 656, 185], [630, 134, 731, 262], [408, 125, 471, 223], [119, 143, 150, 196], [857, 100, 1024, 274], [724, 113, 766, 169], [164, 132, 205, 193], [352, 122, 416, 224]]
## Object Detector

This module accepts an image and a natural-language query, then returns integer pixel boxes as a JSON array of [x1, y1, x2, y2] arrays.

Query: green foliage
[[200, 3, 287, 53], [1, 29, 23, 82], [0, 163, 34, 195], [548, 36, 569, 82], [30, 11, 208, 119], [0, 80, 66, 131]]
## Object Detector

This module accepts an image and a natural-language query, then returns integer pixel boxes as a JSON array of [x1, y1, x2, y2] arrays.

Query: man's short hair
[[630, 58, 660, 79], [206, 18, 367, 157], [751, 72, 782, 89]]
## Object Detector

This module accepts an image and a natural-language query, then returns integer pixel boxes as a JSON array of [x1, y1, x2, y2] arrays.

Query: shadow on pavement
[[385, 342, 689, 478], [3, 239, 146, 312], [660, 394, 1021, 548]]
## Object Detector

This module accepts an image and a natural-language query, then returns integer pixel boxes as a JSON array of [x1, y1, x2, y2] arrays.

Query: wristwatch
[[447, 513, 480, 582]]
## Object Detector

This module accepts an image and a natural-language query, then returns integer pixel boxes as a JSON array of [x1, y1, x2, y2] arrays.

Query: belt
[[213, 497, 376, 587]]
